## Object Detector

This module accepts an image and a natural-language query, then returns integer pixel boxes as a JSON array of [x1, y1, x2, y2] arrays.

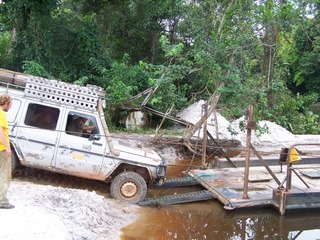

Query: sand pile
[[1, 181, 139, 240], [176, 100, 320, 149]]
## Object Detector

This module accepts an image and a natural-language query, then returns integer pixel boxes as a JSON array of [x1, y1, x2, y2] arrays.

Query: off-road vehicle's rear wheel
[[110, 171, 147, 204]]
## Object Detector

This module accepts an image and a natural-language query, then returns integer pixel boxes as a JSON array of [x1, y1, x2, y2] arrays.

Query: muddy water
[[121, 201, 320, 239], [120, 159, 320, 240]]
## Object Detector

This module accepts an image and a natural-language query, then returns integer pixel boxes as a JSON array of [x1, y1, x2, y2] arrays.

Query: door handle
[[93, 141, 102, 146], [11, 122, 17, 132], [59, 145, 69, 149]]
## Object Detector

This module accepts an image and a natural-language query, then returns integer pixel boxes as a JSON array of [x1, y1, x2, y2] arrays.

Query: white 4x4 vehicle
[[0, 68, 167, 204]]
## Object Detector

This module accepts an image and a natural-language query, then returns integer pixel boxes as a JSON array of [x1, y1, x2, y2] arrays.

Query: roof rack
[[0, 68, 105, 111]]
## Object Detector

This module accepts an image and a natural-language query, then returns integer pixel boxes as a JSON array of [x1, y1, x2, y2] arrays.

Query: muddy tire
[[110, 171, 147, 204]]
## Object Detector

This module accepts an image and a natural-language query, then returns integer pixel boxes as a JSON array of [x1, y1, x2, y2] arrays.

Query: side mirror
[[89, 134, 95, 141]]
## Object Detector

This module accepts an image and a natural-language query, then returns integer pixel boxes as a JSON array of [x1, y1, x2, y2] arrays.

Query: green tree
[[78, 0, 184, 64], [0, 0, 108, 82], [289, 1, 320, 95], [0, 0, 319, 133], [0, 31, 12, 68]]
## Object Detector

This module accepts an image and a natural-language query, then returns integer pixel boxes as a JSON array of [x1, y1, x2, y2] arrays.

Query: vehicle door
[[11, 101, 61, 167], [54, 110, 112, 177]]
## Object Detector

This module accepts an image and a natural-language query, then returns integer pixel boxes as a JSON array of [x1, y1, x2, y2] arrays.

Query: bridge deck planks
[[188, 164, 320, 213]]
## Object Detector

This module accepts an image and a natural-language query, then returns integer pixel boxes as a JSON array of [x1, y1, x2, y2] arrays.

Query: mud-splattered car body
[[0, 68, 167, 204]]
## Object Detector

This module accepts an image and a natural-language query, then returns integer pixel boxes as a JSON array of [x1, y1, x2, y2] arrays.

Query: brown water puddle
[[120, 201, 224, 240], [166, 157, 205, 178], [121, 200, 320, 240]]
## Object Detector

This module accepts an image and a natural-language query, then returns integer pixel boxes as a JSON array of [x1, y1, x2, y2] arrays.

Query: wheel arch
[[10, 142, 23, 171], [10, 142, 24, 162]]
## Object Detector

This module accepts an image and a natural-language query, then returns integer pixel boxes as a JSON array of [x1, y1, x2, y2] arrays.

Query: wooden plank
[[248, 176, 272, 182], [300, 169, 320, 179]]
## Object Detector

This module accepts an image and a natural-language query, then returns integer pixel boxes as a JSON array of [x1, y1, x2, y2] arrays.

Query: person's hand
[[5, 148, 11, 158]]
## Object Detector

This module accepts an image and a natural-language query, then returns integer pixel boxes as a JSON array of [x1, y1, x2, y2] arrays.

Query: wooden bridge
[[188, 162, 320, 215], [141, 143, 320, 215]]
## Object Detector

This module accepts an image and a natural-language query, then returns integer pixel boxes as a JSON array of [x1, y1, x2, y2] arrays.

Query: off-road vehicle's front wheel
[[110, 171, 147, 204]]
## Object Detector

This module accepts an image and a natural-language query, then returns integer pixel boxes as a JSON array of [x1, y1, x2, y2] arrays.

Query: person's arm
[[83, 125, 95, 132], [0, 127, 11, 157]]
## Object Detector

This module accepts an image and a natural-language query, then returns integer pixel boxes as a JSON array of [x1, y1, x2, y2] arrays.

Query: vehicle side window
[[25, 103, 60, 130], [66, 112, 99, 139]]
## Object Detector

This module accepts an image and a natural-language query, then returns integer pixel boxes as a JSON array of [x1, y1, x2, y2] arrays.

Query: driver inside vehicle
[[66, 116, 95, 137]]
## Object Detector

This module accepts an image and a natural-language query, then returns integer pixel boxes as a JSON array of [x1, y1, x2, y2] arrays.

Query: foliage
[[80, 54, 150, 128], [0, 0, 108, 83], [255, 80, 320, 134], [22, 61, 52, 79], [291, 19, 320, 94], [0, 0, 320, 133], [0, 31, 12, 68], [139, 35, 190, 112]]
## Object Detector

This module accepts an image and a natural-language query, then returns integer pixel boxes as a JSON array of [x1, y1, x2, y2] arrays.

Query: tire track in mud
[[12, 166, 111, 198]]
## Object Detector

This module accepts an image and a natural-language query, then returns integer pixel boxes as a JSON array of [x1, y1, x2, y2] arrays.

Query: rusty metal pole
[[201, 102, 208, 169], [286, 147, 292, 191], [243, 105, 254, 199]]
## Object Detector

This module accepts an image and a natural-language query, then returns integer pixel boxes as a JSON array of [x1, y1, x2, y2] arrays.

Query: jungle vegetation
[[0, 0, 319, 134]]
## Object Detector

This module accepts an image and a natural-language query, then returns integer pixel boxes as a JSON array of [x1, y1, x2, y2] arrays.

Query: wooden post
[[201, 102, 208, 169], [279, 190, 287, 215], [243, 105, 253, 199], [154, 105, 174, 141]]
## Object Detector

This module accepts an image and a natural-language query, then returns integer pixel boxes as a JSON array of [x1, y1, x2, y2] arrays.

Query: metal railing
[[279, 143, 320, 190]]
